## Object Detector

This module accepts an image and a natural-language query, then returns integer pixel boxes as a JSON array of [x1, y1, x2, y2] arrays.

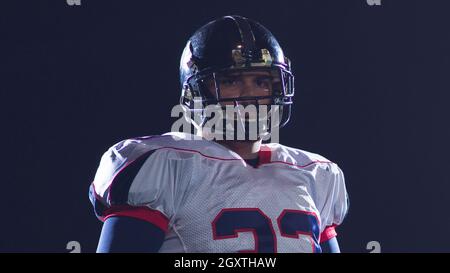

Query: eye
[[219, 77, 240, 86], [255, 77, 272, 89]]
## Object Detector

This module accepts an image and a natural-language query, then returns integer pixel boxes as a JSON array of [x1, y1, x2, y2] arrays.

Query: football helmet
[[179, 15, 294, 139]]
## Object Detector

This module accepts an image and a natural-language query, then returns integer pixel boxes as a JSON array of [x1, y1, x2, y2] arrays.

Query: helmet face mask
[[179, 15, 295, 141]]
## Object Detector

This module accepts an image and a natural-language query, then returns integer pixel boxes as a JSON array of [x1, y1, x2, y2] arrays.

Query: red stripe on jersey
[[319, 225, 338, 243], [267, 160, 332, 169], [155, 146, 242, 162], [258, 145, 272, 165], [102, 205, 169, 233], [158, 146, 332, 170], [159, 146, 332, 168]]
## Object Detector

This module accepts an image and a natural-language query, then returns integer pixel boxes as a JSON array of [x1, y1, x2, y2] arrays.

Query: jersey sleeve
[[89, 139, 190, 233], [315, 163, 349, 242]]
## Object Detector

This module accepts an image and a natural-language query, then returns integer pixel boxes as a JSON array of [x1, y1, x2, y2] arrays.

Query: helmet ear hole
[[198, 76, 218, 102], [180, 84, 193, 108]]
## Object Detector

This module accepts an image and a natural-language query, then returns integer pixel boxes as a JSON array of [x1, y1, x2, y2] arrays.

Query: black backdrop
[[2, 0, 449, 252]]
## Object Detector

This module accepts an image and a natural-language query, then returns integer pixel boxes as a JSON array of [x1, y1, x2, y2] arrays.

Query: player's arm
[[320, 237, 340, 253], [97, 216, 165, 253], [319, 224, 341, 253]]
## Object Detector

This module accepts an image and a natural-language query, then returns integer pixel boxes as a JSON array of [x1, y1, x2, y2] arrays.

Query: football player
[[89, 15, 349, 253]]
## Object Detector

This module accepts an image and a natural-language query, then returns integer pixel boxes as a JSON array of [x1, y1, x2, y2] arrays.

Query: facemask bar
[[183, 67, 293, 106], [180, 65, 294, 136]]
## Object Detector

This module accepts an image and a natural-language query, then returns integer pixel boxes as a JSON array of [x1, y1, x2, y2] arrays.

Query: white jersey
[[90, 132, 348, 253]]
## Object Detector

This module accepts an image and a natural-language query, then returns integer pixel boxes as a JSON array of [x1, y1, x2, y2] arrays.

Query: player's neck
[[215, 140, 261, 160]]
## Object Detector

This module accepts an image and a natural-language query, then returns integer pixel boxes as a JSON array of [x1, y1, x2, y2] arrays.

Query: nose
[[234, 81, 256, 107], [239, 78, 256, 97]]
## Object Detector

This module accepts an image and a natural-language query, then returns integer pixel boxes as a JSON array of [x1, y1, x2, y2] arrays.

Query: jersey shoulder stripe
[[265, 143, 335, 169]]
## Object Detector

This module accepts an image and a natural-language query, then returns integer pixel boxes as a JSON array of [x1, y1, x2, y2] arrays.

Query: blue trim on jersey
[[108, 150, 156, 204]]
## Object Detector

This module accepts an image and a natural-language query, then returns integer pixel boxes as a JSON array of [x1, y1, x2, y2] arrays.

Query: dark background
[[1, 0, 449, 252]]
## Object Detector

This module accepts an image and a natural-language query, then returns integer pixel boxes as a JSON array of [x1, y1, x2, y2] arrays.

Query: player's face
[[206, 70, 276, 105]]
